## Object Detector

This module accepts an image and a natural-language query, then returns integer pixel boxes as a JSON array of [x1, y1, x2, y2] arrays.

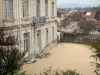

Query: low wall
[[60, 33, 100, 43]]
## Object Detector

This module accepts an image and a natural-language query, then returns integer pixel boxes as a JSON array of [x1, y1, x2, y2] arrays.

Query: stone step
[[39, 53, 50, 59], [26, 59, 36, 64], [36, 51, 49, 59], [36, 42, 57, 59]]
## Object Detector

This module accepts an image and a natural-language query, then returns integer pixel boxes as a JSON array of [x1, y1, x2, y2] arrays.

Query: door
[[37, 30, 41, 52], [45, 28, 48, 46]]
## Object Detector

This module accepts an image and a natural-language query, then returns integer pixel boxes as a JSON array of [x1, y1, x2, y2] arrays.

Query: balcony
[[32, 17, 46, 24]]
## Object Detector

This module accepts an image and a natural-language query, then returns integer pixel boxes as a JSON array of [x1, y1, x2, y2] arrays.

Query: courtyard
[[22, 43, 96, 75]]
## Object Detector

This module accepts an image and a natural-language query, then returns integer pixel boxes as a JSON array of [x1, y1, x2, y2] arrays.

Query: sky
[[57, 0, 100, 5]]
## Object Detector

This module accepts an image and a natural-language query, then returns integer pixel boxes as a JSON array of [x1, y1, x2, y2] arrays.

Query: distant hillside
[[57, 3, 98, 8]]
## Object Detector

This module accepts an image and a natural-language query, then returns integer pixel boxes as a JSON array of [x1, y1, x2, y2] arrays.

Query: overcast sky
[[57, 0, 100, 5]]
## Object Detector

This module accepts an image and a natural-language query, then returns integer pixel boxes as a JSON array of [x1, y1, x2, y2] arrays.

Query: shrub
[[89, 43, 100, 75], [0, 47, 25, 75], [14, 71, 28, 75], [36, 67, 82, 75]]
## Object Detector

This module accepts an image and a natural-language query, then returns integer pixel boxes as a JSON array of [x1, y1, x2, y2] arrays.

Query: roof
[[86, 12, 91, 16], [82, 10, 97, 18]]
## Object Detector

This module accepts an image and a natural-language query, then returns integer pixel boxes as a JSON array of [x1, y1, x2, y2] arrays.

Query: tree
[[0, 27, 17, 46], [78, 20, 96, 35], [0, 27, 25, 75], [61, 17, 70, 28], [0, 48, 25, 75], [57, 11, 62, 17]]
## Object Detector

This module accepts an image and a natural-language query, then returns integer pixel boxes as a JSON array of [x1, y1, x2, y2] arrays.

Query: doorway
[[37, 30, 41, 52]]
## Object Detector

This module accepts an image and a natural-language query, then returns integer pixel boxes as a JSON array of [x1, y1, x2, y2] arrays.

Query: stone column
[[0, 0, 3, 20], [54, 0, 57, 17]]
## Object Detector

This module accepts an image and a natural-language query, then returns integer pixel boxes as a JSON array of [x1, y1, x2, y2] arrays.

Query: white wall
[[34, 22, 57, 54], [1, 0, 58, 58]]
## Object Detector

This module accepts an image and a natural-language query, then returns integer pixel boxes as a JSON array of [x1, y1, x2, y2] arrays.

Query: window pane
[[22, 0, 29, 18], [5, 0, 13, 19]]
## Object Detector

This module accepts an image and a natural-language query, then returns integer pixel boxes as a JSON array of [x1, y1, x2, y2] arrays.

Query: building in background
[[82, 10, 97, 21], [0, 0, 57, 60]]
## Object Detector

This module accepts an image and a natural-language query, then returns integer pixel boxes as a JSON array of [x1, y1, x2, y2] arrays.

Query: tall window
[[45, 0, 48, 17], [22, 0, 29, 18], [52, 2, 54, 17], [5, 0, 13, 19], [24, 33, 30, 52], [36, 0, 40, 17], [37, 30, 41, 51], [45, 28, 48, 45], [52, 26, 54, 41]]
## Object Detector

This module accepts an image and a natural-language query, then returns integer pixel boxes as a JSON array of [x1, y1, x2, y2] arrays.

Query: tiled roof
[[83, 10, 97, 18]]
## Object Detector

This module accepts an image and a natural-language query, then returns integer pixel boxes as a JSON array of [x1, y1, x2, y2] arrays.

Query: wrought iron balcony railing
[[32, 17, 46, 24]]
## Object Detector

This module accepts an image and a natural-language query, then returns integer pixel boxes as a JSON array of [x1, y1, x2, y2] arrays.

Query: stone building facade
[[0, 0, 57, 58]]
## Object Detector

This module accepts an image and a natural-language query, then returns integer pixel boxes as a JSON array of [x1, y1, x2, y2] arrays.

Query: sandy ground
[[22, 43, 96, 75]]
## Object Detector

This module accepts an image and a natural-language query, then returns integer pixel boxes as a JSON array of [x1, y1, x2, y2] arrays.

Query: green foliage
[[88, 43, 100, 75], [0, 47, 25, 75], [91, 62, 100, 75], [0, 27, 26, 75], [0, 28, 17, 46], [89, 43, 100, 61], [37, 67, 82, 75], [14, 71, 28, 75]]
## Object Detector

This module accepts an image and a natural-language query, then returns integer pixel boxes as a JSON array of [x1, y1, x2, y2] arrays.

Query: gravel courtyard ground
[[22, 43, 96, 75]]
